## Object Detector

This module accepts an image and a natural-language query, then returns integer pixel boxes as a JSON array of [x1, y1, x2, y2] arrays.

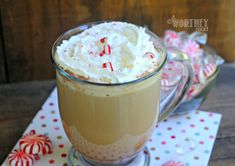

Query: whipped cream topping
[[55, 22, 163, 83]]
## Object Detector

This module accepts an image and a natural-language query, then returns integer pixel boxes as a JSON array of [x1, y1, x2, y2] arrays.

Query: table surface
[[0, 63, 235, 166]]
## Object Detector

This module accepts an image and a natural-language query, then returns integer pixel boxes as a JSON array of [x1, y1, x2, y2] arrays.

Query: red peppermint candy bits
[[107, 45, 111, 54], [102, 62, 114, 71], [99, 46, 105, 57], [98, 37, 112, 57], [8, 149, 34, 166], [144, 52, 155, 59], [100, 37, 106, 43], [19, 131, 52, 155], [99, 45, 112, 57]]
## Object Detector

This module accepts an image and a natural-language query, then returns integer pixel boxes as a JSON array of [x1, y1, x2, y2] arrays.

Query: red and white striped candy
[[163, 30, 181, 48], [161, 160, 185, 166], [8, 149, 34, 166], [41, 135, 53, 154], [19, 131, 52, 155], [161, 61, 182, 86], [202, 63, 216, 78]]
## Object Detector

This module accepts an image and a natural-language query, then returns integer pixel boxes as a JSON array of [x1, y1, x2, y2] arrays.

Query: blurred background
[[0, 0, 234, 84]]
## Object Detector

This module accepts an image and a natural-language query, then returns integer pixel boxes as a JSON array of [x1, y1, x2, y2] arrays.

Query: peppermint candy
[[202, 63, 216, 78], [19, 131, 52, 155], [161, 160, 185, 166], [162, 30, 220, 101], [41, 135, 53, 154], [19, 131, 45, 154], [163, 30, 182, 48], [162, 61, 182, 87], [8, 149, 34, 166], [181, 39, 203, 57]]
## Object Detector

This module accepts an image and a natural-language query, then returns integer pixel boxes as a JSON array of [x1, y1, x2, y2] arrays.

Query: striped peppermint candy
[[181, 39, 203, 58], [19, 131, 52, 155], [8, 149, 34, 166], [161, 61, 182, 86], [161, 160, 185, 166], [163, 30, 182, 48], [202, 63, 216, 78], [199, 63, 216, 84], [41, 135, 53, 154]]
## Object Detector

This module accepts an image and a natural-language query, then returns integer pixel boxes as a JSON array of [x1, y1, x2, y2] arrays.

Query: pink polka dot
[[181, 129, 186, 133], [167, 127, 172, 131], [208, 113, 213, 117], [194, 156, 199, 160], [200, 119, 205, 122], [61, 153, 67, 158], [161, 141, 166, 145], [54, 127, 60, 131], [171, 135, 176, 139], [40, 115, 45, 119], [59, 144, 64, 148], [53, 118, 58, 122], [199, 141, 204, 145], [189, 147, 195, 151], [204, 127, 209, 130], [190, 124, 195, 128], [49, 159, 55, 164], [49, 102, 54, 106]]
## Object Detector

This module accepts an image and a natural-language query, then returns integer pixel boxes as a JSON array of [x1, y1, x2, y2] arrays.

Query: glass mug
[[51, 22, 193, 166]]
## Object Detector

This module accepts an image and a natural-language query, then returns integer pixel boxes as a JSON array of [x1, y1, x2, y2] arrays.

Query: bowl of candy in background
[[161, 30, 224, 114]]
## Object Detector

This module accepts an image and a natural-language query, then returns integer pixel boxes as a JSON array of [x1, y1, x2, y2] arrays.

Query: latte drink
[[54, 22, 165, 164]]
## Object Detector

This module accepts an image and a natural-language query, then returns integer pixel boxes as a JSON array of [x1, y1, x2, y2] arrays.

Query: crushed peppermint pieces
[[100, 37, 106, 43], [102, 62, 114, 71], [144, 52, 155, 59]]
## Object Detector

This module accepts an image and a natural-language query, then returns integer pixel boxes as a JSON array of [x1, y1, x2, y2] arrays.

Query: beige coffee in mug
[[52, 22, 192, 165]]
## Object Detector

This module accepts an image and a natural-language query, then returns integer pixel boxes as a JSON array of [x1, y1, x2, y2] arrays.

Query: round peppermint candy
[[41, 134, 53, 154], [19, 131, 52, 155], [8, 149, 34, 166], [162, 160, 185, 166]]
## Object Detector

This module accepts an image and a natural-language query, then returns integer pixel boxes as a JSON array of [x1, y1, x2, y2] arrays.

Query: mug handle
[[158, 48, 194, 121]]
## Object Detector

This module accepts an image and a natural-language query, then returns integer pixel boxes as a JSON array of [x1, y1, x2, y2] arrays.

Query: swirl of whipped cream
[[55, 22, 163, 83]]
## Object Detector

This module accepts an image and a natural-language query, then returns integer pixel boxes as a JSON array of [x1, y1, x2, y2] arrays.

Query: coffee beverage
[[54, 22, 165, 164]]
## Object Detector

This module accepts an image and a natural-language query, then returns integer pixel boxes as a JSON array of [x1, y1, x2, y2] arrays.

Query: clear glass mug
[[51, 22, 193, 166]]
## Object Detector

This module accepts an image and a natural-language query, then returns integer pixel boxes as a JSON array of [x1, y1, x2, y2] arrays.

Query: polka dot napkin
[[2, 88, 221, 166]]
